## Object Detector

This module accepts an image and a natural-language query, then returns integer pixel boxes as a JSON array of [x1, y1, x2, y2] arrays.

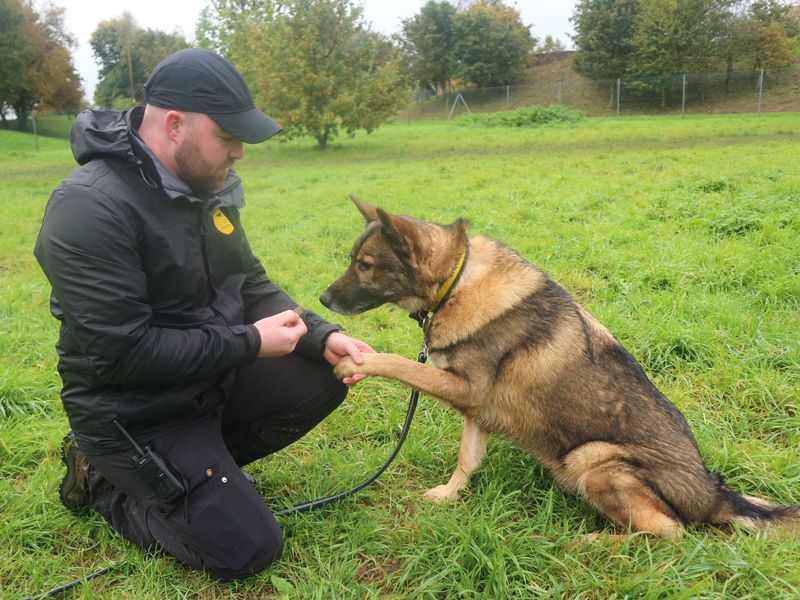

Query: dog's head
[[319, 195, 467, 316]]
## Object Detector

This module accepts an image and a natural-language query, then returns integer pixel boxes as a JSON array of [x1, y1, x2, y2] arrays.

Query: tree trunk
[[316, 128, 329, 148], [14, 106, 30, 132], [724, 51, 733, 96]]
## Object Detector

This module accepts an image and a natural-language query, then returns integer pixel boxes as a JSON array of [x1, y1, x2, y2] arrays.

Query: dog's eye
[[357, 260, 372, 273]]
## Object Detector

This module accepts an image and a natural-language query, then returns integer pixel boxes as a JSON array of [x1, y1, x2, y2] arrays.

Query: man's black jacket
[[34, 107, 339, 454]]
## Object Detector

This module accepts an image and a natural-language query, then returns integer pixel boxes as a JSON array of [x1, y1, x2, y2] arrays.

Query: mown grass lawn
[[1, 112, 799, 599]]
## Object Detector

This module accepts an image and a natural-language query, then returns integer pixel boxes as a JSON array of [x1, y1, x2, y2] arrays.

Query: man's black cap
[[144, 48, 282, 144]]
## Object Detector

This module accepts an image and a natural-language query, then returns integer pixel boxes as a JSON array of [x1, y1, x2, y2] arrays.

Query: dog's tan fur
[[320, 197, 799, 537]]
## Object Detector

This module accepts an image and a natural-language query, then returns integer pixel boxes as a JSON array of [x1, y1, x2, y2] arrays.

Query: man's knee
[[205, 519, 285, 581]]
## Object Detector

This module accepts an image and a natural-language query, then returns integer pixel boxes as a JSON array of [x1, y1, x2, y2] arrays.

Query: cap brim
[[210, 107, 283, 144]]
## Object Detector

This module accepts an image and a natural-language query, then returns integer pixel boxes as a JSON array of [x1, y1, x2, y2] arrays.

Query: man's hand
[[253, 310, 308, 357], [323, 331, 374, 386]]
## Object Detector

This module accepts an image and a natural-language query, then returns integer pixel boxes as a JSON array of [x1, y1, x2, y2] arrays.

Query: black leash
[[28, 350, 427, 599], [278, 349, 425, 516], [25, 567, 113, 600]]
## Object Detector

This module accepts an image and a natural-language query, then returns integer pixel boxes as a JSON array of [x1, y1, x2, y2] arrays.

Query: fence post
[[757, 67, 764, 113], [448, 93, 471, 120], [32, 107, 39, 152], [557, 80, 562, 104], [506, 85, 510, 109], [616, 78, 621, 116], [681, 74, 687, 115]]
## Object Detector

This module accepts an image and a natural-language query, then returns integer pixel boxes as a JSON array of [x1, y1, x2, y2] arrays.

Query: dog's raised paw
[[333, 356, 358, 380]]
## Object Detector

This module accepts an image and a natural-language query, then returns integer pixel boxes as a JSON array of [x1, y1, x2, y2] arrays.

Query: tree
[[0, 0, 83, 131], [624, 0, 729, 106], [739, 0, 797, 68], [0, 0, 30, 127], [453, 0, 535, 87], [628, 0, 728, 76], [91, 12, 189, 107], [538, 35, 568, 53], [200, 0, 409, 148], [788, 2, 800, 37], [753, 19, 795, 65], [196, 0, 275, 64], [400, 0, 459, 94], [571, 0, 640, 80]]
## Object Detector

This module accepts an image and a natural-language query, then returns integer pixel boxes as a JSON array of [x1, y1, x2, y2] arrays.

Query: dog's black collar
[[409, 241, 470, 330]]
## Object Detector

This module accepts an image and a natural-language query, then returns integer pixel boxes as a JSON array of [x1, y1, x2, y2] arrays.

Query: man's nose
[[231, 140, 244, 160]]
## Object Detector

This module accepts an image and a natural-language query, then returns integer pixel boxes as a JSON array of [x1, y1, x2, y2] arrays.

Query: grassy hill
[[399, 52, 800, 120]]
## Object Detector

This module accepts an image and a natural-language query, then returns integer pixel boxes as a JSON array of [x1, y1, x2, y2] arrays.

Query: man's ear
[[349, 194, 379, 223], [165, 110, 185, 142]]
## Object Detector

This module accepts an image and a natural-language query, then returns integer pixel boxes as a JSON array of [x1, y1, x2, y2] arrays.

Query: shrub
[[454, 105, 586, 128]]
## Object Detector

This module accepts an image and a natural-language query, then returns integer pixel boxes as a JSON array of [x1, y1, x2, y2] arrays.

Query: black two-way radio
[[113, 420, 185, 503]]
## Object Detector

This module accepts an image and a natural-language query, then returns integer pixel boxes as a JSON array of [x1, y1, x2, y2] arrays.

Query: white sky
[[57, 0, 577, 101]]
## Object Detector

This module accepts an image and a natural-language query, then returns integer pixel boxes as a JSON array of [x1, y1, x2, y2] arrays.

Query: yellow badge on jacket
[[213, 208, 234, 235]]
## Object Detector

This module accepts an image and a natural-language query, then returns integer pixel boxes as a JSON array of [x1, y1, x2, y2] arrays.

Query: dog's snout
[[319, 289, 332, 308]]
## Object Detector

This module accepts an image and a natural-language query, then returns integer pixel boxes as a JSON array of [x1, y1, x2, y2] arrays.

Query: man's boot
[[59, 431, 91, 514]]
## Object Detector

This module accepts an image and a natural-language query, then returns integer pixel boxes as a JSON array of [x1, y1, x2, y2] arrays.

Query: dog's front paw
[[424, 484, 461, 504], [333, 356, 359, 380]]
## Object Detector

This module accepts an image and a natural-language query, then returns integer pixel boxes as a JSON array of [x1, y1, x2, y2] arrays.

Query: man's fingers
[[348, 345, 365, 365], [344, 338, 377, 365], [357, 341, 376, 354], [278, 309, 304, 327], [343, 374, 366, 386]]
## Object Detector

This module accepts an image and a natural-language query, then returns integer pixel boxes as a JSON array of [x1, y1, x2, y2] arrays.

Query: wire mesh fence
[[398, 64, 800, 120]]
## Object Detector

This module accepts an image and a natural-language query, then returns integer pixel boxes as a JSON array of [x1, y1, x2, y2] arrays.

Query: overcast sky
[[58, 0, 577, 101]]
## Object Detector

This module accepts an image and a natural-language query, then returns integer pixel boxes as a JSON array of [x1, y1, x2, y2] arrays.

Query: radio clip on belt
[[113, 420, 186, 504]]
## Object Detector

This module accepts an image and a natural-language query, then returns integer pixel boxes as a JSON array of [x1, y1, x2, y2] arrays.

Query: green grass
[[2, 114, 75, 140], [2, 113, 799, 598]]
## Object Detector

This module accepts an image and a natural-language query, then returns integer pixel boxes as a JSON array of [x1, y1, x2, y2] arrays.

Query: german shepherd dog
[[320, 196, 799, 538]]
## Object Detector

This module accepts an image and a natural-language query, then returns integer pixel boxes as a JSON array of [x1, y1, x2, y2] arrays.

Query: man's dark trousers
[[81, 352, 347, 580]]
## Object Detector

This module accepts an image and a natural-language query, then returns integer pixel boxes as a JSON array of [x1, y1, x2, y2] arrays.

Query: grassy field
[[1, 113, 799, 599]]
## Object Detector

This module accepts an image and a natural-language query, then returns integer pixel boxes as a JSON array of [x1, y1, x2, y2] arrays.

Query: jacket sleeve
[[34, 184, 260, 387], [239, 234, 340, 361]]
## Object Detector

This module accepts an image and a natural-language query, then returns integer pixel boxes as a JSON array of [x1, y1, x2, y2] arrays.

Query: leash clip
[[421, 314, 431, 333], [419, 314, 432, 364], [409, 310, 426, 327], [418, 338, 429, 364]]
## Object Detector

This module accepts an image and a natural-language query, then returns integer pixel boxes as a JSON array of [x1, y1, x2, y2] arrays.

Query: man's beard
[[174, 139, 230, 199]]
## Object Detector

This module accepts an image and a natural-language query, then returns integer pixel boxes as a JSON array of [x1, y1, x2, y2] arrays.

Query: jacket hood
[[70, 109, 140, 166]]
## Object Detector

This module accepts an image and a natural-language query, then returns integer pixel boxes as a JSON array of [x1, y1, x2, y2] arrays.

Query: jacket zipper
[[198, 205, 219, 303]]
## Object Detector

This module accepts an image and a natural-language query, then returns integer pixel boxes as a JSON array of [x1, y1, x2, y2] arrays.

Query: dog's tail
[[707, 474, 800, 531]]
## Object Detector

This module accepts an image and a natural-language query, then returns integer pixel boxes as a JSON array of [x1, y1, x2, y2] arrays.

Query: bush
[[454, 105, 586, 127]]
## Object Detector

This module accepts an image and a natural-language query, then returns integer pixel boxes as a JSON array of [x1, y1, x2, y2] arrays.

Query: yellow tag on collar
[[213, 208, 234, 235]]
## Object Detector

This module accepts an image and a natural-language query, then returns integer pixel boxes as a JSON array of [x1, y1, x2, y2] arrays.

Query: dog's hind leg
[[425, 417, 488, 503], [582, 466, 685, 539], [562, 442, 685, 539]]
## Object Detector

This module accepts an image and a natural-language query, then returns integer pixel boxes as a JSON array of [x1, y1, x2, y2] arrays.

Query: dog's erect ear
[[376, 207, 412, 256], [349, 194, 379, 223], [451, 217, 469, 238]]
